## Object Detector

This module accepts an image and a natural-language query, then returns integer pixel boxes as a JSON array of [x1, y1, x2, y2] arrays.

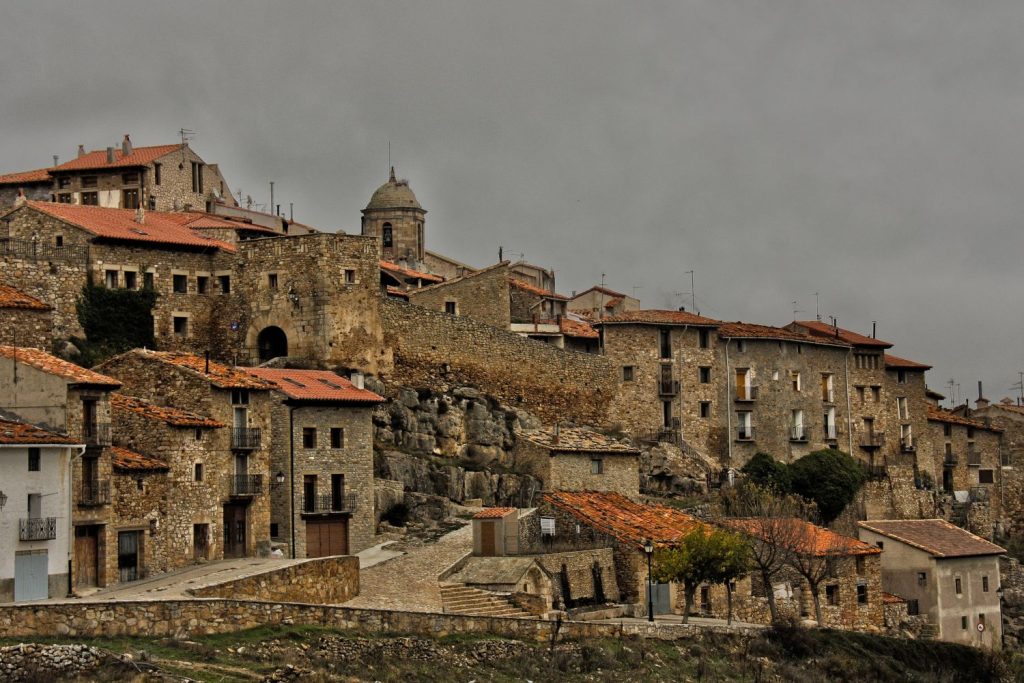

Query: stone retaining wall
[[187, 556, 359, 604]]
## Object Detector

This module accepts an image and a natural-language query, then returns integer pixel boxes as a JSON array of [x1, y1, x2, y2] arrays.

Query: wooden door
[[480, 521, 497, 556], [306, 519, 349, 557], [75, 526, 99, 588], [223, 503, 248, 558]]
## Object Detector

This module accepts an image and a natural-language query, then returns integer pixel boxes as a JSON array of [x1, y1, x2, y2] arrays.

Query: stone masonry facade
[[407, 263, 512, 330]]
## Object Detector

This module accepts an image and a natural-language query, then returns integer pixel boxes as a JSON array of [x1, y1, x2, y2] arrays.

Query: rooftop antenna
[[947, 379, 956, 408], [814, 292, 820, 321], [632, 285, 643, 299], [685, 270, 696, 313], [269, 182, 274, 218], [388, 140, 391, 176], [178, 128, 194, 169], [792, 301, 804, 320]]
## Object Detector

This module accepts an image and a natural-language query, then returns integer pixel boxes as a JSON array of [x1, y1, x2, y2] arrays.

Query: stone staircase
[[918, 623, 939, 640], [439, 584, 532, 618]]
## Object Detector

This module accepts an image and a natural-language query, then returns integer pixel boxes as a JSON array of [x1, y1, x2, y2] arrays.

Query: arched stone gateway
[[257, 326, 288, 362]]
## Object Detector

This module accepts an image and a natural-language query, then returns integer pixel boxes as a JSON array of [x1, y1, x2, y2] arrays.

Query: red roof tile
[[0, 346, 121, 387], [24, 202, 236, 252], [380, 260, 444, 283], [473, 507, 517, 519], [0, 167, 52, 185], [385, 285, 410, 299], [523, 426, 639, 454], [111, 445, 169, 472], [556, 318, 599, 339], [882, 592, 906, 604], [926, 405, 1001, 432], [242, 368, 384, 403], [858, 519, 1006, 558], [597, 309, 720, 327], [543, 491, 704, 547], [52, 144, 181, 172], [509, 279, 568, 300], [725, 518, 880, 557], [0, 283, 51, 311], [572, 285, 628, 299], [110, 350, 275, 390], [111, 393, 224, 428], [793, 321, 893, 349], [719, 322, 850, 348], [604, 296, 624, 309], [884, 353, 932, 370], [0, 418, 77, 445]]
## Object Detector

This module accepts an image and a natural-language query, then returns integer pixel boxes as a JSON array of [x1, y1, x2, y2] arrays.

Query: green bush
[[788, 449, 866, 523], [75, 285, 157, 365], [741, 452, 791, 492]]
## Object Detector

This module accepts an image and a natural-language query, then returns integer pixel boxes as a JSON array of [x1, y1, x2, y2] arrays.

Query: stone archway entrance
[[257, 326, 288, 362]]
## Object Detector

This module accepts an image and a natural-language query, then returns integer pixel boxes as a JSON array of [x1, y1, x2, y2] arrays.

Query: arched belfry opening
[[257, 326, 288, 362]]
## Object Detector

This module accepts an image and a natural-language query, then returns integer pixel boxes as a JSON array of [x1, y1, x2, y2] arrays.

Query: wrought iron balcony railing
[[790, 427, 809, 442], [230, 474, 263, 496], [301, 492, 358, 515], [20, 517, 57, 541], [658, 380, 680, 397], [78, 479, 110, 506], [736, 426, 756, 441], [860, 434, 885, 449], [735, 386, 759, 402], [231, 427, 261, 450], [83, 423, 111, 447]]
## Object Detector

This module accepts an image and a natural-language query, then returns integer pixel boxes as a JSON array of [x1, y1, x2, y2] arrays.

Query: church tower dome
[[361, 167, 427, 263]]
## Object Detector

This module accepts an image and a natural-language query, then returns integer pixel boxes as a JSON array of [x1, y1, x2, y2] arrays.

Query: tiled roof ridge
[[0, 418, 78, 445], [573, 285, 628, 299], [241, 367, 385, 403], [0, 167, 53, 185], [793, 320, 893, 348], [925, 405, 1001, 432], [0, 283, 52, 311], [116, 349, 275, 390], [857, 519, 1006, 558], [719, 321, 851, 347], [110, 444, 169, 471], [508, 278, 568, 300], [884, 353, 932, 370], [596, 309, 720, 327], [0, 345, 122, 387], [110, 392, 224, 428], [51, 144, 182, 172], [379, 260, 444, 283]]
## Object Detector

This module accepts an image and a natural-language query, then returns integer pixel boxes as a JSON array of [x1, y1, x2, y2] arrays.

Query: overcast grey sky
[[2, 1, 1022, 405]]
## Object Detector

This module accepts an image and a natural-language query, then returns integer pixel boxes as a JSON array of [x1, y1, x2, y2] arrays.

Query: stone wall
[[512, 437, 640, 498], [0, 306, 53, 349], [188, 555, 359, 604], [534, 549, 619, 605], [407, 263, 512, 330], [381, 298, 617, 425]]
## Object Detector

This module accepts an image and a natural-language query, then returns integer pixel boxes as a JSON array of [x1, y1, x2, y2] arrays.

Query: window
[[28, 447, 40, 472], [270, 522, 279, 538], [303, 475, 317, 512], [196, 276, 209, 294], [856, 386, 865, 402], [382, 223, 393, 247], [944, 423, 952, 437], [194, 428, 203, 442], [871, 386, 881, 402], [173, 274, 188, 293], [444, 301, 457, 315], [57, 193, 72, 203], [826, 585, 839, 606], [907, 599, 919, 616], [737, 412, 753, 440], [54, 235, 63, 246], [979, 469, 994, 484], [897, 397, 909, 420], [961, 616, 968, 630], [268, 273, 278, 289], [231, 390, 249, 405], [191, 162, 203, 193], [699, 328, 710, 349], [622, 366, 635, 381], [344, 269, 356, 284], [81, 191, 99, 205], [58, 176, 71, 189], [218, 275, 231, 294], [824, 407, 837, 440], [699, 367, 711, 384], [81, 175, 97, 188], [330, 427, 344, 448], [153, 162, 161, 185], [590, 458, 604, 474], [143, 271, 155, 290], [857, 582, 868, 604], [955, 577, 962, 595], [122, 172, 139, 185], [147, 195, 156, 210], [979, 613, 986, 629], [105, 270, 119, 288], [983, 576, 989, 592], [917, 572, 927, 587], [790, 410, 805, 441], [194, 463, 204, 482], [790, 371, 801, 392], [901, 424, 913, 449], [700, 401, 711, 419], [663, 401, 672, 428], [855, 556, 865, 575], [331, 473, 345, 509], [897, 370, 907, 384], [123, 271, 137, 290], [302, 427, 316, 449], [821, 374, 834, 402], [659, 329, 671, 359], [121, 189, 138, 209], [173, 315, 188, 337], [540, 517, 556, 536], [876, 541, 884, 550]]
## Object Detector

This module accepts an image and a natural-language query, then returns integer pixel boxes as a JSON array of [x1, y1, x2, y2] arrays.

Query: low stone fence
[[0, 643, 110, 682], [0, 599, 747, 643], [187, 556, 359, 605]]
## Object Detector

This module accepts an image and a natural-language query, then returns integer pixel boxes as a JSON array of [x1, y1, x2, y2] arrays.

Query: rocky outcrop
[[1000, 556, 1024, 649]]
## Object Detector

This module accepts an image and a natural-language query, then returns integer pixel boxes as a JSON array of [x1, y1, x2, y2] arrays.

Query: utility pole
[[814, 292, 820, 321], [269, 182, 274, 217]]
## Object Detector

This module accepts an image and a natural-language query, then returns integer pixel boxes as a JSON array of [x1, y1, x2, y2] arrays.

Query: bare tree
[[780, 516, 857, 626]]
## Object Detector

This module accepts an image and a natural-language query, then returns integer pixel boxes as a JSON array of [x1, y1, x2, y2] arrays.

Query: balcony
[[967, 451, 981, 467], [943, 453, 958, 467], [822, 390, 835, 404], [83, 423, 111, 447], [901, 439, 916, 453], [78, 479, 110, 507], [301, 492, 358, 515], [231, 427, 261, 450], [823, 427, 838, 442], [20, 517, 57, 541], [790, 427, 808, 443], [860, 434, 885, 450], [735, 386, 759, 402], [658, 380, 680, 397], [736, 426, 756, 442], [863, 464, 888, 481], [230, 474, 263, 496]]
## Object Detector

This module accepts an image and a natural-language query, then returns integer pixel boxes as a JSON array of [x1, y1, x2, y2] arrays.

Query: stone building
[[513, 426, 641, 497], [0, 417, 81, 603], [407, 262, 512, 329], [969, 399, 1024, 539], [240, 368, 383, 557], [569, 286, 640, 319], [108, 393, 226, 582], [0, 283, 53, 348], [96, 350, 276, 561], [362, 167, 427, 266], [858, 519, 1006, 648], [0, 168, 53, 208]]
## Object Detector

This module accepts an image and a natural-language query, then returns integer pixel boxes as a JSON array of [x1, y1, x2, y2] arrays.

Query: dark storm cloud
[[2, 0, 1022, 404]]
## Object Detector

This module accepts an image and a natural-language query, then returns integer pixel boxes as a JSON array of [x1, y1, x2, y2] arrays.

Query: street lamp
[[643, 538, 655, 623], [0, 490, 6, 511]]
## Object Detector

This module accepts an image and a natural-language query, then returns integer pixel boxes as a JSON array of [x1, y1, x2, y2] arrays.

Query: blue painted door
[[14, 550, 49, 601]]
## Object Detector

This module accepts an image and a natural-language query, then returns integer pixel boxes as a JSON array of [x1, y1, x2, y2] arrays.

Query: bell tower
[[361, 167, 426, 264]]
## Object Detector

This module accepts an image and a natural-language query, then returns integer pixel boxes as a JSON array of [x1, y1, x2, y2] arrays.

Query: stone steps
[[439, 584, 531, 618]]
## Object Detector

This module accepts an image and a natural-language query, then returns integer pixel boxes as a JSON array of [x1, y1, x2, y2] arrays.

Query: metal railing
[[78, 479, 110, 506], [736, 426, 756, 441], [658, 380, 680, 397], [790, 427, 808, 442], [860, 434, 885, 449], [0, 237, 88, 263], [735, 385, 759, 402], [230, 474, 263, 496], [901, 438, 916, 453], [83, 423, 111, 447], [231, 427, 261, 450], [967, 450, 981, 467], [302, 492, 357, 514], [943, 453, 958, 467], [863, 464, 888, 481], [822, 390, 834, 403], [823, 427, 838, 441], [20, 517, 57, 541]]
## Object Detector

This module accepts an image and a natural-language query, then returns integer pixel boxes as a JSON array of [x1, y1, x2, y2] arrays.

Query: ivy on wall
[[75, 285, 157, 365]]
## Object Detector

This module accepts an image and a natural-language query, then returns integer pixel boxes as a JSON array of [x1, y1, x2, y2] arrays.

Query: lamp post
[[0, 490, 7, 511], [643, 538, 655, 622]]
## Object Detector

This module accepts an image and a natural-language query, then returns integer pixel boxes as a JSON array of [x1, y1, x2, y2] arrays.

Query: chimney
[[553, 422, 560, 445], [122, 134, 132, 156], [678, 305, 686, 312], [77, 145, 86, 158], [976, 381, 989, 409], [52, 155, 58, 168], [13, 188, 26, 207], [350, 371, 365, 390], [872, 321, 877, 339], [106, 147, 115, 164], [134, 207, 145, 225]]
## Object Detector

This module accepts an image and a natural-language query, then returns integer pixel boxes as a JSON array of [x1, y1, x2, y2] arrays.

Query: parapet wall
[[380, 298, 617, 424], [188, 555, 359, 604]]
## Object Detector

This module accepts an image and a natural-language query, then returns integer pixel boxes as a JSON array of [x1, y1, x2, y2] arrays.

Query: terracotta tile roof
[[52, 144, 181, 172], [473, 507, 518, 519], [604, 296, 624, 309], [0, 418, 77, 445], [523, 426, 640, 454], [926, 405, 1001, 432], [543, 491, 704, 547], [509, 278, 568, 300], [385, 285, 410, 300], [725, 518, 880, 557], [572, 285, 628, 300], [23, 202, 236, 252], [111, 445, 169, 472], [719, 322, 850, 348], [0, 346, 121, 387], [554, 318, 599, 339], [882, 592, 906, 605], [884, 354, 932, 370], [926, 388, 947, 401], [379, 260, 444, 283], [597, 309, 720, 327], [0, 283, 51, 310], [857, 519, 1006, 558], [407, 261, 508, 295], [163, 212, 282, 235], [793, 321, 893, 349], [110, 350, 274, 390], [111, 393, 224, 428], [242, 368, 384, 403], [0, 167, 52, 185]]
